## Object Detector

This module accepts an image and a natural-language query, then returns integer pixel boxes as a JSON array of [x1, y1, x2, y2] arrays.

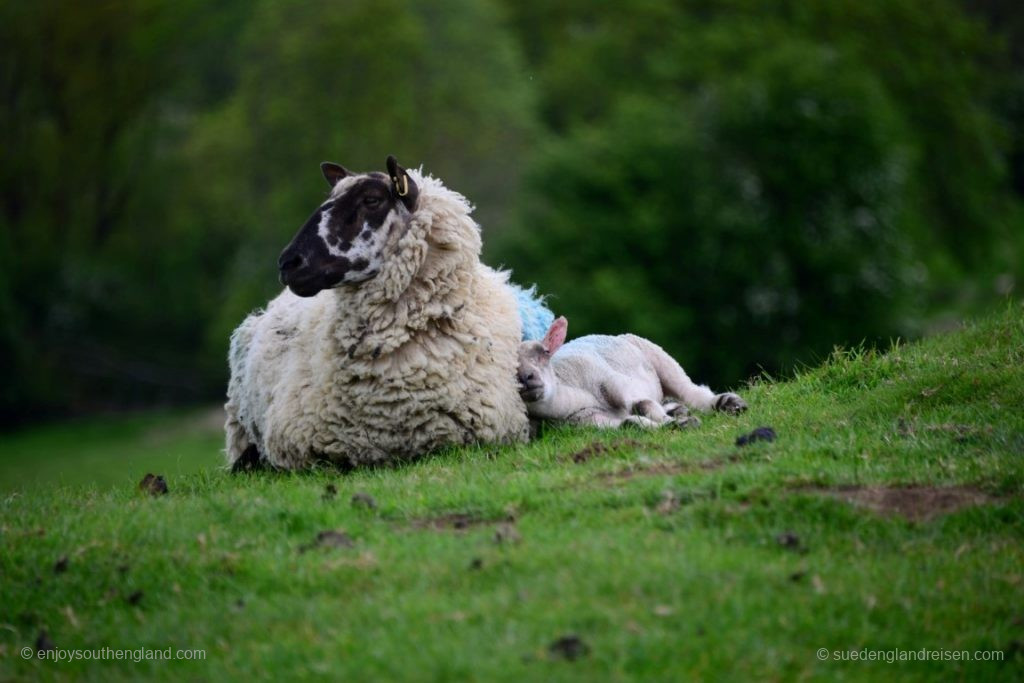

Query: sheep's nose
[[518, 371, 536, 386], [278, 252, 305, 274]]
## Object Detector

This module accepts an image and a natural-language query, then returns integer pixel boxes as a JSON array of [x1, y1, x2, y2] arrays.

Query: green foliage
[[2, 305, 1023, 680], [182, 0, 537, 360], [497, 42, 921, 384], [0, 0, 535, 422], [2, 0, 1022, 420], [493, 0, 1022, 385], [0, 408, 222, 492], [0, 0, 255, 420]]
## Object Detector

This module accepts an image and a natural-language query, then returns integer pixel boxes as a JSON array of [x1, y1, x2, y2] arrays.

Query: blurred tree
[[504, 0, 1016, 270], [495, 0, 1021, 384], [180, 0, 537, 365], [1, 0, 536, 423], [961, 0, 1024, 241], [496, 44, 919, 385], [2, 0, 1020, 423], [0, 0, 254, 422]]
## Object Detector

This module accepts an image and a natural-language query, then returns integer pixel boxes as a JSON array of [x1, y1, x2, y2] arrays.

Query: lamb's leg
[[641, 341, 747, 414], [632, 398, 668, 421], [567, 408, 626, 429], [711, 392, 747, 414], [620, 414, 663, 429], [597, 383, 660, 429], [660, 401, 701, 429], [622, 397, 679, 430], [632, 398, 699, 429]]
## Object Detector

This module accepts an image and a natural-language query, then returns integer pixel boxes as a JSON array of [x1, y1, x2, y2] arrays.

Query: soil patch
[[138, 473, 168, 496], [806, 485, 998, 521], [548, 634, 590, 661], [350, 491, 377, 509], [736, 426, 777, 447], [299, 530, 354, 553], [568, 439, 645, 464], [599, 455, 736, 483], [411, 513, 501, 532]]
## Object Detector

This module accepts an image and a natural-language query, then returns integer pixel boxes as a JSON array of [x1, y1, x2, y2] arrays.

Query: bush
[[495, 43, 923, 386]]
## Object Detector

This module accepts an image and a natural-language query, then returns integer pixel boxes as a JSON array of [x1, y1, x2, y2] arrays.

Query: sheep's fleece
[[225, 170, 532, 469]]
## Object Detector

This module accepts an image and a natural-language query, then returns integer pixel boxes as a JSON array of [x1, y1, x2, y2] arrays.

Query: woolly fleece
[[224, 170, 530, 469]]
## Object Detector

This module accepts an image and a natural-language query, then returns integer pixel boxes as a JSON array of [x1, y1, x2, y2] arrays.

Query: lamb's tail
[[508, 282, 554, 341]]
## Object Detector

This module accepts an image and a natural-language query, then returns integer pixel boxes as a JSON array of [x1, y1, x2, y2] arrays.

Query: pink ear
[[541, 316, 568, 354]]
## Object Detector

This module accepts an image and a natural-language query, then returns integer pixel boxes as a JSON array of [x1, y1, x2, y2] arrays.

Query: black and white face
[[278, 157, 418, 297]]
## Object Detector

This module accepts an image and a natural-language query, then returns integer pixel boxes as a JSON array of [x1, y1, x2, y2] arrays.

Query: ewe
[[517, 317, 747, 429], [225, 157, 546, 470]]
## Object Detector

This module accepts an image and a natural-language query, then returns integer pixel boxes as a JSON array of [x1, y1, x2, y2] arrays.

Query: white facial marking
[[317, 176, 362, 258], [344, 214, 395, 279], [317, 206, 348, 257], [313, 174, 401, 284]]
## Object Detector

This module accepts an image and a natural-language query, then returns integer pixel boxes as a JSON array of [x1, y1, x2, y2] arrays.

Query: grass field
[[1, 305, 1023, 681], [0, 408, 223, 493]]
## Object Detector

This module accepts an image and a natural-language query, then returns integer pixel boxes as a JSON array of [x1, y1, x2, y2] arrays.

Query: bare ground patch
[[567, 439, 647, 464], [409, 512, 504, 532], [804, 485, 1000, 521], [598, 456, 732, 483]]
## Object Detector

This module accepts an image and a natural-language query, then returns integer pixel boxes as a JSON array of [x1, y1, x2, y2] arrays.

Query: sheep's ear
[[321, 162, 351, 187], [386, 155, 419, 211], [541, 316, 568, 354]]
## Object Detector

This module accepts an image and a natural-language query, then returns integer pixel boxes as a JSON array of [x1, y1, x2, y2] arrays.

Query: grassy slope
[[1, 305, 1023, 682], [0, 409, 221, 493]]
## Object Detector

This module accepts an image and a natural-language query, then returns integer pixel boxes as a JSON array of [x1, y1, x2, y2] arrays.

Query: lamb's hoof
[[621, 415, 659, 430], [664, 401, 689, 418], [671, 415, 701, 430], [713, 393, 747, 415], [230, 444, 264, 474]]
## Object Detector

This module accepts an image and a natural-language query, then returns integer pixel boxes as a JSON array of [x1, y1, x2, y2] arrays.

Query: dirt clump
[[811, 485, 998, 522]]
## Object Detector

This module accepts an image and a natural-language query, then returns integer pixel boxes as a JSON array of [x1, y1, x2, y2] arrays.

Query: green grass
[[0, 408, 222, 493], [2, 304, 1023, 682]]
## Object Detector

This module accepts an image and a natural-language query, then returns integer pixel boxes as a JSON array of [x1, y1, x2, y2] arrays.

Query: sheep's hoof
[[671, 415, 702, 430], [713, 393, 747, 415], [231, 444, 264, 474]]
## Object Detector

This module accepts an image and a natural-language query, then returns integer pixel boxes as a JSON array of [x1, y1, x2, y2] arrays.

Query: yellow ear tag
[[393, 175, 409, 197]]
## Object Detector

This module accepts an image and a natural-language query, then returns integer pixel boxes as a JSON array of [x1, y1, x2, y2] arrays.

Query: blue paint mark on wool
[[510, 283, 554, 341]]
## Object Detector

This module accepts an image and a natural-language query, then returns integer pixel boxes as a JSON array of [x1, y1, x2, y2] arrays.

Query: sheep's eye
[[364, 196, 382, 207]]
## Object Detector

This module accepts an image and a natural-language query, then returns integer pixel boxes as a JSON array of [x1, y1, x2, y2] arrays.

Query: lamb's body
[[530, 335, 712, 427], [225, 170, 530, 469], [518, 319, 747, 429]]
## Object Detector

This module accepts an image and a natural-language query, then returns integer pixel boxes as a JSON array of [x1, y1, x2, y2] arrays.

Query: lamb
[[517, 317, 747, 429], [224, 156, 546, 470]]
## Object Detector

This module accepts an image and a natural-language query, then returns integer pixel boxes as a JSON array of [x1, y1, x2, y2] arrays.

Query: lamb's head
[[516, 316, 567, 404], [278, 155, 419, 297]]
